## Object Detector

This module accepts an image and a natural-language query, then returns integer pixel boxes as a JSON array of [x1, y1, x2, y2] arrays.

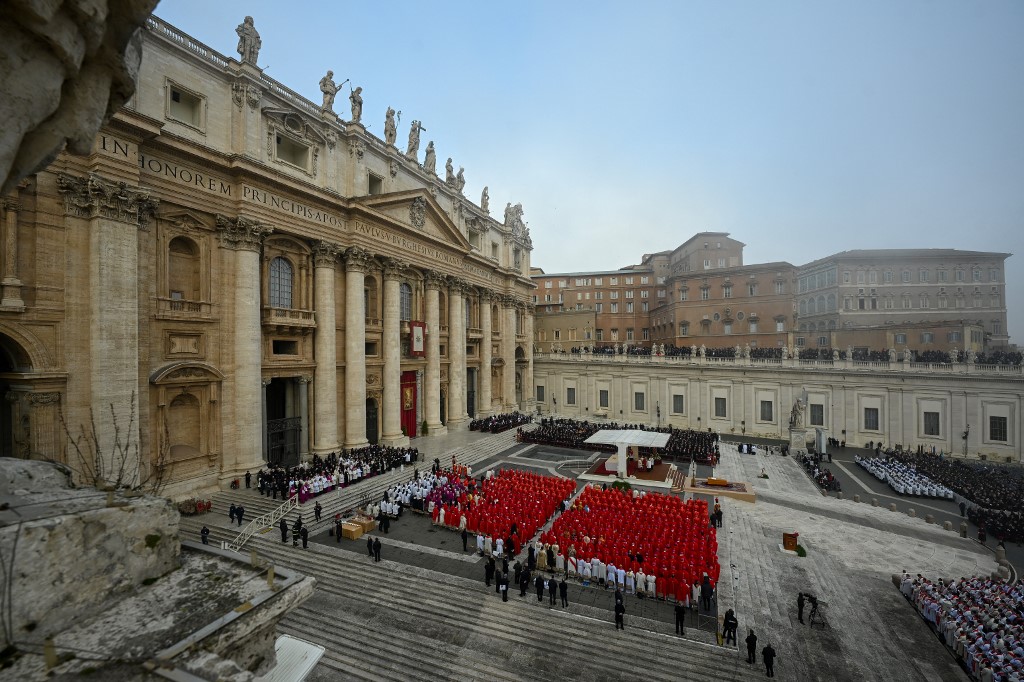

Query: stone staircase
[[180, 427, 534, 548], [247, 534, 751, 681]]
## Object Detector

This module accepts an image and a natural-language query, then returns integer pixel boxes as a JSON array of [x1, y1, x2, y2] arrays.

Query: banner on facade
[[410, 321, 426, 357]]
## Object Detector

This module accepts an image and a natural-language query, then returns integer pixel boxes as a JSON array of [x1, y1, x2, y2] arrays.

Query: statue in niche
[[384, 107, 397, 145], [349, 86, 363, 123], [423, 141, 436, 174], [445, 158, 455, 186], [406, 120, 424, 160], [236, 16, 262, 65], [480, 186, 489, 213], [319, 70, 339, 111], [456, 167, 465, 193]]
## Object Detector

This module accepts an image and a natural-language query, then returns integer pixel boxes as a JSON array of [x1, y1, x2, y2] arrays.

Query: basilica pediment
[[354, 191, 471, 252]]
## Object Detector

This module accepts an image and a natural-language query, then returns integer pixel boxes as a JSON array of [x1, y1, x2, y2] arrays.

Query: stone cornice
[[56, 172, 159, 229], [214, 214, 272, 251]]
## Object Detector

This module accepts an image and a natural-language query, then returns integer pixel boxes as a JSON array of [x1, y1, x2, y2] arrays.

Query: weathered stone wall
[[0, 460, 180, 644]]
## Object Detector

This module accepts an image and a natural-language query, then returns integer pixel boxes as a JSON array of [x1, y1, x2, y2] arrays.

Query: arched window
[[168, 236, 200, 300], [399, 283, 412, 321], [269, 257, 293, 308]]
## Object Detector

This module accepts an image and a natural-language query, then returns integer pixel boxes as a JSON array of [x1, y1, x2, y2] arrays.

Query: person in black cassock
[[535, 574, 545, 601], [279, 517, 288, 543], [746, 630, 757, 664], [300, 526, 308, 549], [372, 537, 381, 562], [559, 577, 568, 607], [367, 535, 374, 557], [762, 643, 776, 677], [614, 601, 625, 629]]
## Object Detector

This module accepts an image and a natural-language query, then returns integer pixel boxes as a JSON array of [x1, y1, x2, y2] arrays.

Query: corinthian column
[[447, 278, 468, 429], [381, 258, 409, 446], [343, 247, 373, 448], [479, 290, 493, 417], [57, 173, 158, 486], [424, 271, 447, 435], [215, 214, 272, 478], [311, 241, 340, 453], [502, 297, 517, 411]]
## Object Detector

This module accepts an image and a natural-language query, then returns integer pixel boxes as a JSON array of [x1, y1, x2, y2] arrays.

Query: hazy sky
[[157, 0, 1023, 342]]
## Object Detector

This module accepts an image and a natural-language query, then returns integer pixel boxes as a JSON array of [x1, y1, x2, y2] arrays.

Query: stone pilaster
[[215, 214, 272, 478], [424, 271, 447, 435], [381, 258, 409, 445], [447, 278, 468, 429], [502, 295, 517, 412], [311, 240, 340, 454], [343, 247, 373, 448], [57, 173, 157, 486], [298, 375, 311, 460], [1, 196, 24, 310], [523, 304, 534, 410], [478, 290, 493, 417]]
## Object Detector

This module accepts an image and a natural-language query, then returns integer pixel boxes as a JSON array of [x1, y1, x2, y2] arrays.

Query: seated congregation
[[901, 572, 1023, 681], [256, 445, 419, 504], [856, 455, 955, 498]]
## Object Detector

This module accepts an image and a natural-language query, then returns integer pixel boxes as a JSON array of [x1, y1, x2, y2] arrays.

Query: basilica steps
[[247, 535, 750, 681]]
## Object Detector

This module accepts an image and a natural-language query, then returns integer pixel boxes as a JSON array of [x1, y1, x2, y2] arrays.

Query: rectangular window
[[625, 290, 634, 299], [272, 339, 298, 355], [776, 320, 784, 332], [810, 404, 824, 426], [595, 292, 603, 300], [796, 336, 805, 347], [864, 407, 879, 431], [700, 289, 709, 301], [595, 303, 603, 313], [775, 281, 785, 294], [749, 321, 758, 333], [167, 83, 204, 128], [818, 336, 828, 347], [990, 416, 1008, 442], [748, 283, 758, 296], [491, 242, 499, 260], [367, 173, 383, 195], [680, 322, 689, 335], [566, 387, 576, 405], [919, 269, 929, 283], [868, 271, 877, 284], [545, 281, 552, 288], [884, 271, 893, 283], [610, 303, 618, 313], [640, 290, 649, 298], [595, 329, 603, 341], [626, 328, 634, 341], [610, 277, 618, 285], [723, 285, 732, 299], [973, 269, 982, 282], [857, 271, 865, 284], [576, 293, 582, 301], [718, 258, 726, 268], [672, 394, 685, 414], [599, 389, 609, 408], [641, 302, 648, 312], [947, 331, 961, 342], [657, 289, 665, 298], [553, 330, 561, 340], [703, 259, 711, 269], [990, 269, 1000, 282], [956, 269, 965, 282], [640, 276, 649, 284], [723, 323, 732, 334], [559, 280, 567, 287], [894, 333, 906, 344], [714, 397, 727, 418], [921, 332, 933, 343], [610, 291, 619, 299], [626, 302, 633, 313], [680, 289, 689, 301], [595, 278, 603, 286], [642, 328, 649, 340], [760, 400, 773, 421], [939, 270, 948, 282], [923, 412, 940, 436], [634, 392, 645, 411], [276, 131, 313, 170], [625, 277, 634, 285], [536, 386, 545, 402]]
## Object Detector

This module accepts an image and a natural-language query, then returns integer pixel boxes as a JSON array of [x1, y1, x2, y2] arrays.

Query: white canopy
[[584, 429, 670, 449]]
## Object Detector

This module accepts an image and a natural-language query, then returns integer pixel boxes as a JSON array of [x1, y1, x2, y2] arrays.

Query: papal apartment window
[[723, 285, 732, 299], [167, 82, 205, 129], [700, 288, 709, 301], [894, 333, 906, 344], [774, 281, 785, 295], [566, 387, 576, 406], [269, 257, 293, 308], [680, 322, 689, 335], [921, 332, 933, 343], [714, 397, 727, 418], [990, 416, 1008, 442], [923, 412, 940, 437], [864, 407, 879, 431]]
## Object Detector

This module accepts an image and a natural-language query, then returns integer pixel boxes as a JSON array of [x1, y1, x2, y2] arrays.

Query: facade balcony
[[365, 316, 383, 330], [155, 297, 214, 322], [261, 305, 316, 333], [467, 326, 483, 339]]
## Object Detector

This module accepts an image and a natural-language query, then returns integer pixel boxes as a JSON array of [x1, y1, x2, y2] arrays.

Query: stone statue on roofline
[[406, 120, 424, 160], [349, 86, 363, 123], [480, 186, 489, 213], [456, 167, 465, 193], [423, 142, 436, 174], [384, 107, 398, 146], [319, 71, 338, 111], [236, 16, 261, 65]]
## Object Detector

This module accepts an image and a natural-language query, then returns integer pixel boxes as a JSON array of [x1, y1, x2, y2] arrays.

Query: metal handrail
[[223, 494, 298, 553]]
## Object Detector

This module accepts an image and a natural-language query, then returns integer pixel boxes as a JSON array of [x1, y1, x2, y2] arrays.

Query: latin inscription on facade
[[353, 222, 461, 266], [242, 185, 342, 227]]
